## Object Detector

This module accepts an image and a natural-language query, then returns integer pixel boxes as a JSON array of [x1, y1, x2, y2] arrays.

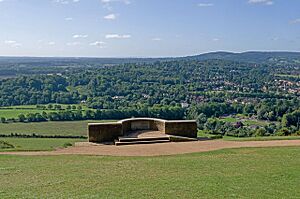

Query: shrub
[[276, 128, 291, 136], [209, 135, 223, 139], [0, 140, 15, 149], [63, 143, 73, 148]]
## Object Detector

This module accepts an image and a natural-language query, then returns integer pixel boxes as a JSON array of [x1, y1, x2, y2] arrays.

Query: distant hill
[[184, 51, 300, 65], [0, 56, 169, 66], [0, 51, 299, 67]]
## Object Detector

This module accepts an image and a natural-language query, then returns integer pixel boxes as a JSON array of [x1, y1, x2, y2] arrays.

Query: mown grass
[[198, 130, 300, 141], [0, 138, 85, 152], [0, 109, 54, 119], [0, 104, 92, 119], [275, 74, 300, 78], [219, 116, 275, 127], [0, 147, 299, 198], [219, 117, 238, 123], [0, 120, 114, 136], [223, 136, 300, 141]]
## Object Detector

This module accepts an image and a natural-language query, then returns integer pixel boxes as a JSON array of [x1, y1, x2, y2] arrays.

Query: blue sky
[[0, 0, 299, 57]]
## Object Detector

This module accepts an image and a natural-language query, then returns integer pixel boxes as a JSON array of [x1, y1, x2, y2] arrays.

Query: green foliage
[[254, 128, 268, 137], [0, 117, 6, 123], [282, 110, 300, 128], [0, 140, 14, 149], [0, 59, 300, 136], [63, 142, 73, 148]]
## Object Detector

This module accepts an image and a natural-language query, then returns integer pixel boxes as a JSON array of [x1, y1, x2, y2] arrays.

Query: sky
[[0, 0, 299, 57]]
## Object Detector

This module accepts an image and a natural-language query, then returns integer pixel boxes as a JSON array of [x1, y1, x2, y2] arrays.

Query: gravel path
[[1, 140, 300, 157]]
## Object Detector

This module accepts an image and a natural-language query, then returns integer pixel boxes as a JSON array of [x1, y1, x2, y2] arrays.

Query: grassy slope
[[223, 136, 300, 141], [0, 147, 299, 198], [0, 104, 92, 119], [0, 138, 85, 152], [0, 120, 115, 136], [0, 109, 54, 119]]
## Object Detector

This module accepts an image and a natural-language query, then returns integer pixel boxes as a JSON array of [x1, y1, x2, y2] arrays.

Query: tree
[[254, 128, 267, 137], [47, 104, 53, 110], [0, 117, 6, 123], [18, 114, 26, 122]]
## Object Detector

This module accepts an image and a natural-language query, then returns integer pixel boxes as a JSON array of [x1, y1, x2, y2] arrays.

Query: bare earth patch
[[0, 140, 300, 156]]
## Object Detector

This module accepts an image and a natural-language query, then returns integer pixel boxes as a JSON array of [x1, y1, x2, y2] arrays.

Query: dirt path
[[1, 140, 300, 157]]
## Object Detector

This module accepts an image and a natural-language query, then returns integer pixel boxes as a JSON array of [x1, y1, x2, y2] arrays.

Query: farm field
[[0, 109, 54, 119], [0, 104, 92, 119], [275, 74, 300, 78], [0, 120, 115, 136], [0, 138, 85, 152], [219, 116, 277, 127], [0, 147, 299, 198]]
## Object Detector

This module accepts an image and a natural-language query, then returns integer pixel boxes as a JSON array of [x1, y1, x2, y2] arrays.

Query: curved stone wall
[[88, 118, 197, 143]]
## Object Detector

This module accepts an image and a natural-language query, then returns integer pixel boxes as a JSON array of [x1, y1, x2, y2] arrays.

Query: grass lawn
[[218, 116, 275, 127], [0, 109, 54, 119], [219, 117, 238, 123], [275, 74, 300, 78], [223, 136, 300, 141], [0, 120, 115, 136], [0, 147, 299, 198], [0, 138, 86, 152], [242, 119, 271, 126], [0, 104, 92, 119]]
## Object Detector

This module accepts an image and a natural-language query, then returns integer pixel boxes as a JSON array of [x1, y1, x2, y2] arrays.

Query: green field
[[0, 109, 55, 119], [0, 147, 299, 198], [0, 138, 85, 152], [275, 74, 300, 78], [219, 116, 276, 127], [223, 136, 300, 141], [219, 117, 238, 123], [0, 120, 114, 136], [0, 104, 92, 119]]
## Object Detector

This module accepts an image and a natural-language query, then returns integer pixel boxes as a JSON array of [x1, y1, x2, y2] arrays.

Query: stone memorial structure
[[88, 118, 197, 145]]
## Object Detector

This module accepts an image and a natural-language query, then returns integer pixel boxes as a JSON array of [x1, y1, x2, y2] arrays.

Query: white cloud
[[53, 0, 69, 4], [105, 34, 131, 39], [4, 40, 22, 48], [90, 41, 106, 48], [104, 13, 117, 20], [101, 0, 130, 4], [198, 3, 214, 7], [152, 38, 162, 41], [4, 40, 17, 44], [73, 34, 88, 39], [101, 0, 131, 11], [66, 42, 81, 46], [47, 42, 56, 45], [65, 17, 73, 21], [54, 0, 80, 4], [290, 18, 300, 24], [248, 0, 274, 5]]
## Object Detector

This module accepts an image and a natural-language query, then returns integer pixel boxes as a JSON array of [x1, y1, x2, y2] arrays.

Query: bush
[[0, 140, 15, 149], [254, 128, 267, 137], [63, 143, 73, 148], [276, 128, 291, 136], [209, 135, 223, 139]]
